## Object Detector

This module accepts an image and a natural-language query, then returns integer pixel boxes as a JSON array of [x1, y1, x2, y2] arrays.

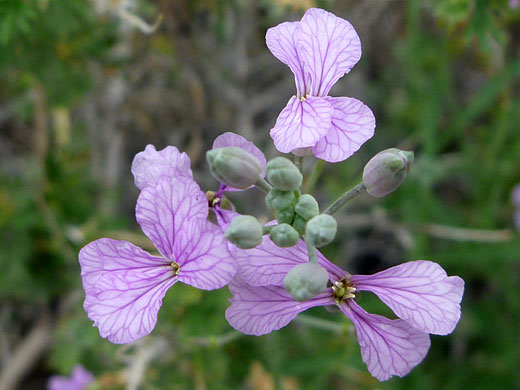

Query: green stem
[[294, 155, 304, 173], [323, 182, 366, 216], [255, 177, 272, 193], [263, 225, 275, 235], [303, 159, 325, 193], [306, 240, 317, 263], [294, 314, 346, 334]]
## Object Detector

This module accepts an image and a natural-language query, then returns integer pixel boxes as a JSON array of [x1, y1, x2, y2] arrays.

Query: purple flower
[[47, 365, 94, 390], [512, 184, 520, 230], [510, 0, 519, 9], [225, 238, 464, 381], [131, 144, 192, 190], [79, 176, 236, 344], [267, 8, 376, 162]]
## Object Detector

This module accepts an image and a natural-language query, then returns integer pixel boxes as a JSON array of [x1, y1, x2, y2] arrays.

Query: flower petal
[[235, 237, 345, 287], [79, 238, 176, 344], [266, 21, 308, 96], [270, 96, 333, 154], [311, 97, 375, 162], [131, 145, 192, 190], [298, 8, 361, 97], [48, 365, 94, 390], [136, 177, 207, 259], [351, 260, 464, 335], [212, 132, 267, 191], [340, 302, 431, 381], [226, 276, 333, 335], [175, 220, 236, 290]]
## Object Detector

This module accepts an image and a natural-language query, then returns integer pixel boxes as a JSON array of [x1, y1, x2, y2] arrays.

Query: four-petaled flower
[[47, 365, 94, 390], [225, 238, 464, 381], [79, 147, 236, 344], [267, 8, 376, 162]]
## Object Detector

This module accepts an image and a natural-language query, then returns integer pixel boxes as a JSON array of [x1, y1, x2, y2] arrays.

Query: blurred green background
[[1, 0, 520, 389]]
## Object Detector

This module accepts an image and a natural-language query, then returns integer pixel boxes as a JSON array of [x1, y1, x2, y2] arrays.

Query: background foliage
[[1, 0, 519, 389]]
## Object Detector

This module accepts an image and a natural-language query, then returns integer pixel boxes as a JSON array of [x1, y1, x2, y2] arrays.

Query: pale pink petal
[[311, 97, 375, 162], [226, 276, 333, 335], [131, 145, 192, 190], [266, 21, 309, 96], [79, 239, 176, 344], [298, 8, 361, 97], [235, 237, 345, 287], [135, 177, 207, 259], [351, 261, 464, 335], [270, 96, 333, 153], [340, 302, 431, 381], [175, 220, 236, 290]]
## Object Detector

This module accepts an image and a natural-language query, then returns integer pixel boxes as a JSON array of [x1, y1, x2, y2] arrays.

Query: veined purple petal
[[131, 145, 192, 190], [339, 302, 431, 381], [175, 219, 236, 290], [236, 237, 345, 287], [351, 261, 464, 335], [226, 276, 333, 335], [79, 239, 176, 344], [298, 8, 361, 97], [270, 96, 333, 153], [266, 21, 309, 96], [136, 177, 207, 260], [212, 132, 267, 191], [311, 97, 375, 162], [47, 365, 94, 390]]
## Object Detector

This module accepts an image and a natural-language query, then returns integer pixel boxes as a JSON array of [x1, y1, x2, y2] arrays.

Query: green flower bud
[[270, 224, 299, 247], [265, 157, 303, 191], [305, 214, 337, 247], [362, 148, 414, 198], [292, 215, 307, 235], [295, 194, 319, 221], [276, 206, 295, 224], [265, 189, 296, 211], [206, 147, 262, 189], [283, 262, 329, 301], [225, 215, 263, 249]]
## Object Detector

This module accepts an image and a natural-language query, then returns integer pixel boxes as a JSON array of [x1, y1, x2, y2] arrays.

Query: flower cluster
[[78, 8, 464, 381]]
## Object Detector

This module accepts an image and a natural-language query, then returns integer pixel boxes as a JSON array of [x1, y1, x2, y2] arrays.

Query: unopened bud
[[292, 215, 307, 235], [283, 263, 329, 301], [225, 215, 263, 249], [363, 148, 414, 198], [295, 194, 319, 221], [265, 157, 303, 191], [270, 224, 299, 247], [305, 214, 337, 247], [266, 189, 296, 211], [276, 206, 295, 224], [206, 147, 262, 189]]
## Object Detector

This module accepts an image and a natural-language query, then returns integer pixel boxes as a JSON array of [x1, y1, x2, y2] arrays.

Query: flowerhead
[[267, 8, 376, 162], [47, 365, 94, 390], [79, 147, 235, 344], [225, 238, 464, 381]]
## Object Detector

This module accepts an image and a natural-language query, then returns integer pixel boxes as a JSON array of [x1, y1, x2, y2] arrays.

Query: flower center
[[170, 261, 180, 276], [206, 191, 221, 207], [332, 278, 356, 303]]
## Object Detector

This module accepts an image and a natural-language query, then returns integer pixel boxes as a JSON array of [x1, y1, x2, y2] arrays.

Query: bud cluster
[[205, 143, 414, 302]]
